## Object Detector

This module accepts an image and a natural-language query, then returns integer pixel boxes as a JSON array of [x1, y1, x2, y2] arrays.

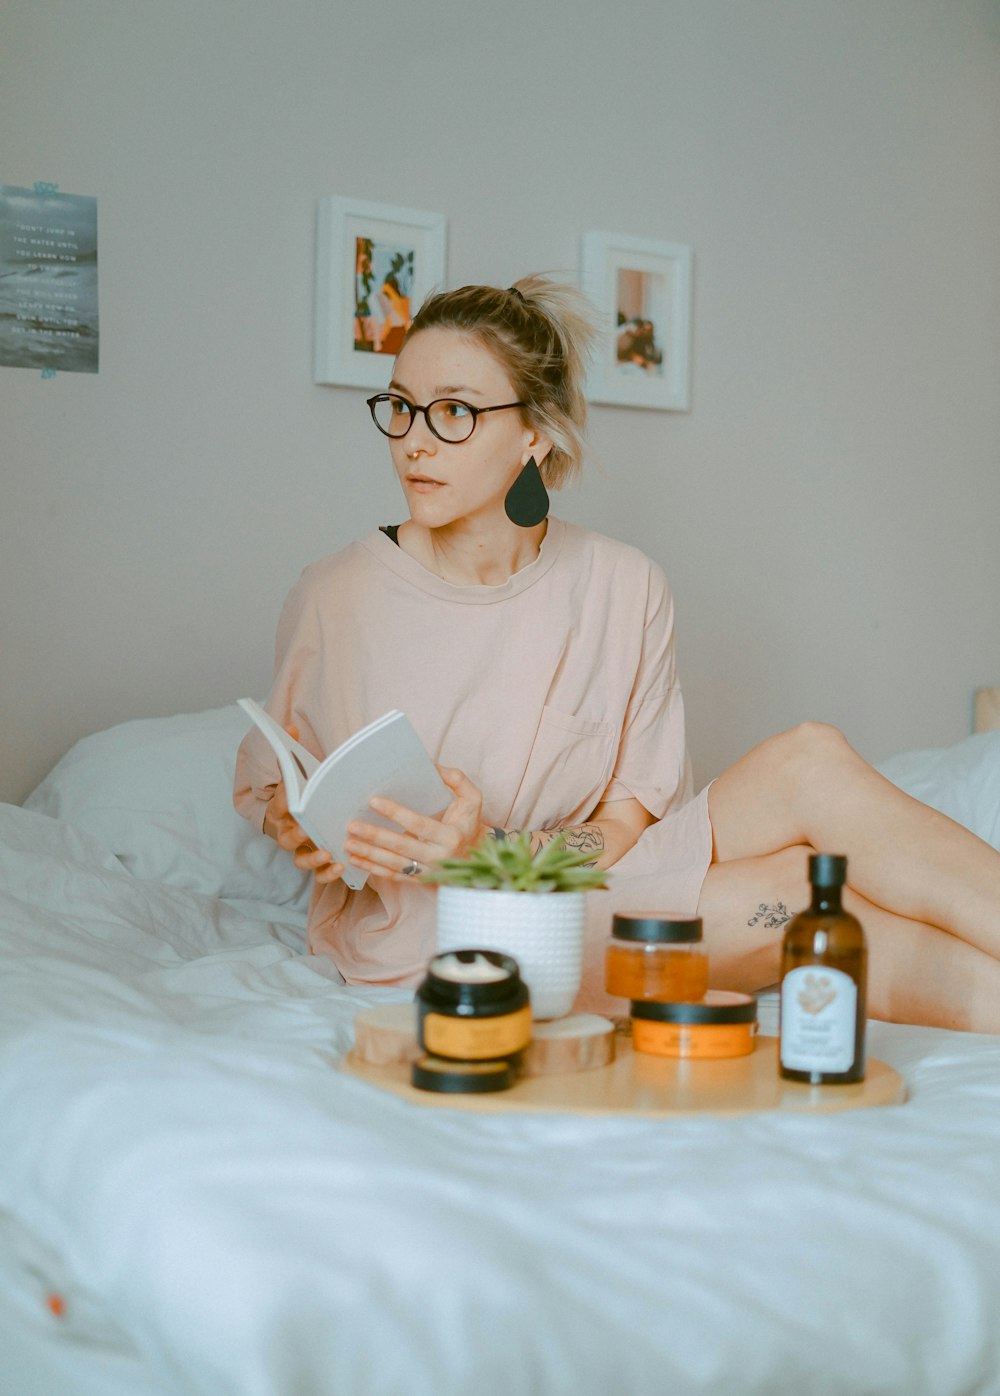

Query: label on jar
[[780, 967, 857, 1072], [422, 1006, 532, 1060], [632, 1019, 754, 1059]]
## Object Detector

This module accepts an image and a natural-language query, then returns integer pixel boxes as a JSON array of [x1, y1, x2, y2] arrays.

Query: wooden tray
[[342, 1035, 905, 1118]]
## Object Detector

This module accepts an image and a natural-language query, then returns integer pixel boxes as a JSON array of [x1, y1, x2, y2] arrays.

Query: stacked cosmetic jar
[[605, 913, 757, 1060], [411, 949, 531, 1094]]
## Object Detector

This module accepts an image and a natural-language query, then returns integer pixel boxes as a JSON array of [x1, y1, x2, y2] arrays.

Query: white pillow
[[877, 731, 1000, 851], [24, 705, 311, 908]]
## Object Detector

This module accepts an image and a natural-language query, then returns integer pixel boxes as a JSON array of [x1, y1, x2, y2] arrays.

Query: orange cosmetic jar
[[605, 914, 710, 1002], [631, 991, 758, 1059], [415, 949, 532, 1063]]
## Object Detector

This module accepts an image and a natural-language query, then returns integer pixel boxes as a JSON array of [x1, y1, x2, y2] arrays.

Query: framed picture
[[314, 196, 446, 387], [580, 231, 693, 411]]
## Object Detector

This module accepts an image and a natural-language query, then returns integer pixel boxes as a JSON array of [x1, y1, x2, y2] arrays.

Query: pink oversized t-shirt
[[233, 518, 713, 988]]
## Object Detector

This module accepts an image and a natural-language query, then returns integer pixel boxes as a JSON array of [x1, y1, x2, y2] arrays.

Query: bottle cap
[[611, 913, 703, 944], [809, 854, 847, 887]]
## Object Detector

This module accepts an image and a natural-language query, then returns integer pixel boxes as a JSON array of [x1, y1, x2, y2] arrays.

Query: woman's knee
[[769, 721, 853, 782]]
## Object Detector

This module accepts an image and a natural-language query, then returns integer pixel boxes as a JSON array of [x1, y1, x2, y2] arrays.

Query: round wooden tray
[[342, 1035, 905, 1118]]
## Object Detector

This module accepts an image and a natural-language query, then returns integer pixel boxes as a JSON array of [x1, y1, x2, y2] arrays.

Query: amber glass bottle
[[779, 854, 867, 1084]]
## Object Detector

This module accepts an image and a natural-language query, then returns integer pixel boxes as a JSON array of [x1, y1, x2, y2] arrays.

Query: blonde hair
[[405, 275, 598, 488]]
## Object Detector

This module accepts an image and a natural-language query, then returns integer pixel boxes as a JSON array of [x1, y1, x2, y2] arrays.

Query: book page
[[297, 712, 450, 892], [239, 701, 450, 894], [237, 699, 320, 804]]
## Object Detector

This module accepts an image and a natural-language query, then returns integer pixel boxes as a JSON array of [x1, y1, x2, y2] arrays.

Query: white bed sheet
[[3, 727, 1000, 1396]]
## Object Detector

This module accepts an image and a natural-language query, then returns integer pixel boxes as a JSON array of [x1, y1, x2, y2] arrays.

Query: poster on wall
[[0, 185, 99, 374], [580, 230, 692, 411], [314, 196, 446, 389]]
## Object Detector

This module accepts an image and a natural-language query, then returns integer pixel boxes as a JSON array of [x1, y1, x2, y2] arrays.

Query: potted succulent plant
[[422, 833, 608, 1020]]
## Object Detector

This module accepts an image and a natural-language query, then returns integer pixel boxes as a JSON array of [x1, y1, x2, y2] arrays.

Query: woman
[[234, 277, 1000, 1032]]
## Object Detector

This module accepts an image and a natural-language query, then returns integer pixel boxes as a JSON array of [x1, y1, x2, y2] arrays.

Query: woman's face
[[386, 327, 550, 532]]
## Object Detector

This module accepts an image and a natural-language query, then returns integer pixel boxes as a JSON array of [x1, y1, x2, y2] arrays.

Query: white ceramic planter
[[435, 886, 586, 1020]]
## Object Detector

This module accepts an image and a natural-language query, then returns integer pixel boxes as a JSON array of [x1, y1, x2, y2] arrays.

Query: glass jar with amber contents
[[605, 913, 709, 1003]]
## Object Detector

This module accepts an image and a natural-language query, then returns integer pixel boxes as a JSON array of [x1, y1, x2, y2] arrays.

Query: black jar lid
[[631, 990, 757, 1025], [612, 912, 703, 944], [410, 1054, 518, 1094], [417, 949, 528, 1016]]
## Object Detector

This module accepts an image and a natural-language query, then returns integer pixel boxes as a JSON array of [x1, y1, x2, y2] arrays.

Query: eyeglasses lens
[[427, 400, 475, 442], [372, 395, 413, 437], [372, 395, 476, 443]]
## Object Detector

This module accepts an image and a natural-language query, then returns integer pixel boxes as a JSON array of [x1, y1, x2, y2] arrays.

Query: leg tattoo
[[748, 902, 792, 929]]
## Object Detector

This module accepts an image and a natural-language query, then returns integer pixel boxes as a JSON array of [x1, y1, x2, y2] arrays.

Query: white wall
[[3, 0, 999, 805]]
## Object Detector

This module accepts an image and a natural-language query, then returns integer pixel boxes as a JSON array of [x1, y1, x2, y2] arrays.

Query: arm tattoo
[[503, 824, 606, 866], [747, 902, 792, 929], [557, 824, 604, 860]]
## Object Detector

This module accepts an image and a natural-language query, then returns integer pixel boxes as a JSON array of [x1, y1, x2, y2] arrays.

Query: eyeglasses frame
[[366, 393, 527, 444]]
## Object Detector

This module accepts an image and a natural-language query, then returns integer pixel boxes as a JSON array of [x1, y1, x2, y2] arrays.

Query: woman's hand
[[343, 766, 488, 881], [261, 725, 344, 885]]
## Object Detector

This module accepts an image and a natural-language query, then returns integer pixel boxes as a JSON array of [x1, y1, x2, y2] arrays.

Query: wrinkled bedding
[[3, 714, 1000, 1396]]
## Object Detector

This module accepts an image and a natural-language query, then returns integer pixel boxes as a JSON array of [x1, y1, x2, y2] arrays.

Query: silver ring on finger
[[400, 860, 422, 877]]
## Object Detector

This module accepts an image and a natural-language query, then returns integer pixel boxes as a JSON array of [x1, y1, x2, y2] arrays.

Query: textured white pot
[[436, 887, 586, 1020]]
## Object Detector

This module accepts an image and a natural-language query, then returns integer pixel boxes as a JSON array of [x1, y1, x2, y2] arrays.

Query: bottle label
[[780, 967, 857, 1073]]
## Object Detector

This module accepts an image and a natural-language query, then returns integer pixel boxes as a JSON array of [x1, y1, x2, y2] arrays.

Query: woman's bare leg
[[698, 845, 1000, 1033], [707, 723, 1000, 960]]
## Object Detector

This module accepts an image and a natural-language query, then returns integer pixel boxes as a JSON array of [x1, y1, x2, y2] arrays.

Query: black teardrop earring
[[504, 456, 549, 528]]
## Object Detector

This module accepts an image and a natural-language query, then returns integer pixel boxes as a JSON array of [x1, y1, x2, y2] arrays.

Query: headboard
[[974, 687, 1000, 734]]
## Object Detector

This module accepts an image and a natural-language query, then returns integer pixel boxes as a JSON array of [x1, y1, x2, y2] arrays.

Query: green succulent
[[422, 830, 608, 893]]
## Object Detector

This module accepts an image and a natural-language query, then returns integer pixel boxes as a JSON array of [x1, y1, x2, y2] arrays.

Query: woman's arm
[[500, 796, 657, 871], [343, 770, 657, 882]]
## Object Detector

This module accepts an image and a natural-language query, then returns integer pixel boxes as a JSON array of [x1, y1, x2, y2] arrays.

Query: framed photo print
[[581, 231, 693, 411], [314, 196, 446, 388]]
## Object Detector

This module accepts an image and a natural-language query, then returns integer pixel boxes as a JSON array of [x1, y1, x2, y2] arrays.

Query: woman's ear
[[524, 428, 553, 468]]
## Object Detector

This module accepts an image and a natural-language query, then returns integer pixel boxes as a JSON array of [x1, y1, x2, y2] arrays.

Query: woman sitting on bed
[[234, 276, 1000, 1034]]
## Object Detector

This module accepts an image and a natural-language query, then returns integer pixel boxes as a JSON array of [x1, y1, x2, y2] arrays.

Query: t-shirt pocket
[[504, 705, 617, 830]]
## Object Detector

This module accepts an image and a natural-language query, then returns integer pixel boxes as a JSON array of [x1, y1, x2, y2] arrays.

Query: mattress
[[2, 708, 999, 1395]]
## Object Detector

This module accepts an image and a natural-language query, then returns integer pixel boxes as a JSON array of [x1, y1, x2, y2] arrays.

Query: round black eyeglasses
[[366, 393, 525, 445]]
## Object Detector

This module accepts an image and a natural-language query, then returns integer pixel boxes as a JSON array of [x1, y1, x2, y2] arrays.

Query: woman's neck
[[398, 517, 548, 586]]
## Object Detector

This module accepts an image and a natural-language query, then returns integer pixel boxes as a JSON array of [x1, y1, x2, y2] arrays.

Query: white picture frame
[[314, 196, 447, 388], [580, 231, 693, 411]]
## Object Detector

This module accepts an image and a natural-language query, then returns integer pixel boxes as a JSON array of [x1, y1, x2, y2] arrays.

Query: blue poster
[[0, 185, 99, 373]]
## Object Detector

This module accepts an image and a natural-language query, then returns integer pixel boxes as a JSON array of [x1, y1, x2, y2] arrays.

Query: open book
[[238, 699, 451, 891]]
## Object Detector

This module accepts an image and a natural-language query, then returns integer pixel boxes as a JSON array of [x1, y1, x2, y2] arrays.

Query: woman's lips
[[406, 474, 445, 491]]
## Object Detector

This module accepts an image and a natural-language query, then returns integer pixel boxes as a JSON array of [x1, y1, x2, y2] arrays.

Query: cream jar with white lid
[[415, 949, 532, 1064]]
